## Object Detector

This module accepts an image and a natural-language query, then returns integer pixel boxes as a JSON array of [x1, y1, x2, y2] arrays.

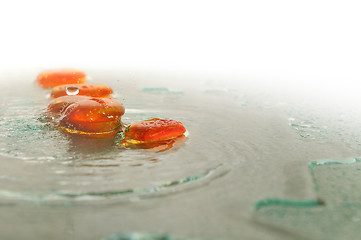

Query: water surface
[[0, 70, 360, 239]]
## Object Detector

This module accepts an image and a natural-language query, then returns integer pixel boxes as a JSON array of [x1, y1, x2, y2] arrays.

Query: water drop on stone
[[65, 86, 80, 96]]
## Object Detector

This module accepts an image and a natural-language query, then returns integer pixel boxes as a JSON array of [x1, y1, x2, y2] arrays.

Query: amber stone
[[50, 84, 113, 99], [124, 118, 186, 143], [36, 69, 86, 88], [48, 95, 91, 116], [59, 98, 125, 135]]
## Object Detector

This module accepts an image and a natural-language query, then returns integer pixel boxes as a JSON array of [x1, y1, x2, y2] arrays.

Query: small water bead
[[36, 69, 86, 88], [65, 86, 80, 96], [51, 84, 113, 99]]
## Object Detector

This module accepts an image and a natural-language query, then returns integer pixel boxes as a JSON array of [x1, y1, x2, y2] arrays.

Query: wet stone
[[51, 84, 113, 99], [59, 98, 125, 136], [124, 118, 186, 143], [36, 69, 87, 88]]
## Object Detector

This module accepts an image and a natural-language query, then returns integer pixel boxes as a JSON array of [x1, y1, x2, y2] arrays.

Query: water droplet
[[65, 86, 80, 96]]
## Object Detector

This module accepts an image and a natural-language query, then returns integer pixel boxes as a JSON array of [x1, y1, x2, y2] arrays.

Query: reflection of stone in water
[[123, 135, 187, 153], [255, 158, 361, 240]]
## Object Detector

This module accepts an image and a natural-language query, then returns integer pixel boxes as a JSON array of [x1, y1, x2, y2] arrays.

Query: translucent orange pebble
[[50, 84, 113, 99], [59, 98, 125, 136], [124, 118, 186, 143], [48, 95, 91, 116], [36, 69, 86, 88]]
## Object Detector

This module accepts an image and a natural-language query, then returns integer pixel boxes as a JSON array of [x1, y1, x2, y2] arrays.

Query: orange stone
[[124, 118, 186, 143], [36, 69, 86, 88], [48, 95, 91, 116], [50, 84, 113, 99], [59, 98, 125, 135]]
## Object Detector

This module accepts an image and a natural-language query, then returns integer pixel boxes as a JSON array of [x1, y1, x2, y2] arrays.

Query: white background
[[0, 0, 360, 87]]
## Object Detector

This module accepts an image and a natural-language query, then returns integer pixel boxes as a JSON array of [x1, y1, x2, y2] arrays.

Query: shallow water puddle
[[3, 71, 361, 239], [0, 77, 231, 201]]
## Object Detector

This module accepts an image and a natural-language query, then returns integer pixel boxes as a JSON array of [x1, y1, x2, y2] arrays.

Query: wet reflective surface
[[0, 73, 225, 201], [255, 158, 361, 240], [1, 70, 361, 239]]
